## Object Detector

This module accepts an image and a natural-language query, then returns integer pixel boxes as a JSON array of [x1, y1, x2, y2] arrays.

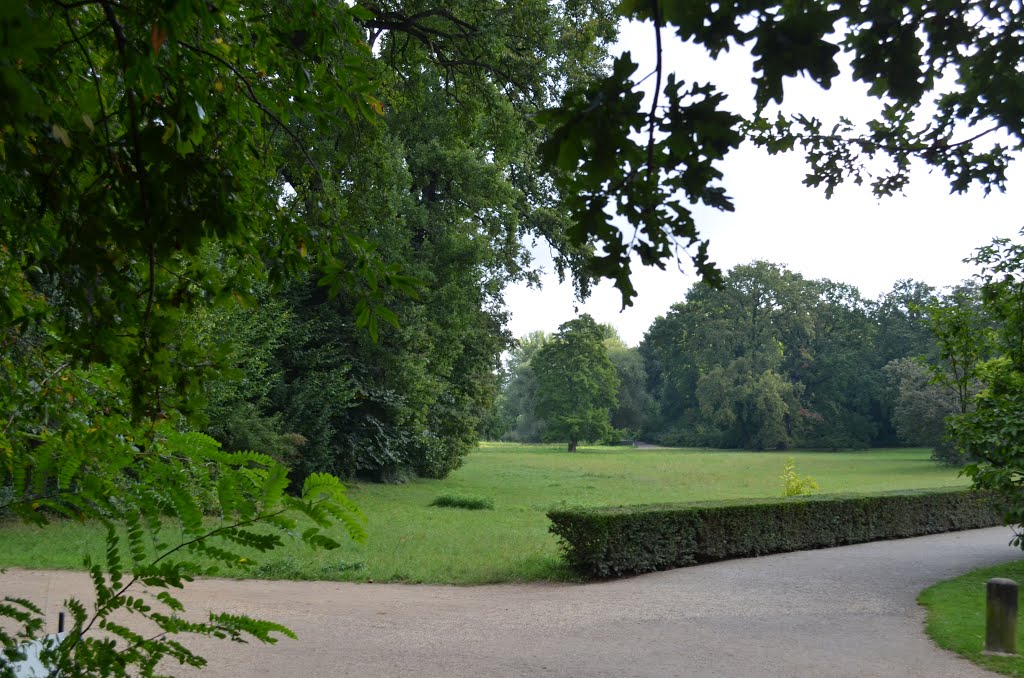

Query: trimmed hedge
[[548, 488, 1003, 578]]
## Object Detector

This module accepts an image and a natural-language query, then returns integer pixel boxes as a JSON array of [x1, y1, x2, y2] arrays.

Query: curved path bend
[[3, 526, 1023, 677]]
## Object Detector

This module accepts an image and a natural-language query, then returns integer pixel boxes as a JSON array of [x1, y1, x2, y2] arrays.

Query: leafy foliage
[[641, 262, 907, 449], [874, 280, 937, 368], [496, 328, 657, 444], [538, 0, 1024, 304], [499, 263, 984, 455], [948, 233, 1024, 545], [0, 0, 395, 419], [1, 419, 365, 675], [1, 0, 386, 665], [548, 489, 1001, 578], [923, 284, 991, 417], [780, 457, 819, 497], [883, 357, 960, 464], [183, 0, 620, 482], [604, 332, 656, 439], [532, 315, 620, 451], [4, 0, 1024, 669]]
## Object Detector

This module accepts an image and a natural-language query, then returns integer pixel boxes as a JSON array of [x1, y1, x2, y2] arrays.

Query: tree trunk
[[568, 438, 577, 453]]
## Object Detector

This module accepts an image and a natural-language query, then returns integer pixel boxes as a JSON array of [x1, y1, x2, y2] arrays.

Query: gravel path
[[3, 526, 1023, 677]]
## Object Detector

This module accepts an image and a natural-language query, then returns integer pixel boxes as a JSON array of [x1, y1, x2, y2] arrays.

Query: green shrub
[[932, 438, 972, 466], [429, 494, 495, 510], [548, 488, 1002, 578], [780, 456, 819, 496]]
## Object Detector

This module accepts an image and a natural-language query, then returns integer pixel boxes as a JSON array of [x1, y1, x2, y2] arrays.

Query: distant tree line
[[493, 260, 984, 458]]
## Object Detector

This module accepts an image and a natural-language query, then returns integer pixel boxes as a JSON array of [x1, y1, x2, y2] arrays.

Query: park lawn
[[919, 559, 1024, 677], [0, 444, 968, 585]]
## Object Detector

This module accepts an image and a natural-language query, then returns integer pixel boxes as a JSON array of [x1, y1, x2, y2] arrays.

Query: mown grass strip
[[920, 559, 1024, 677]]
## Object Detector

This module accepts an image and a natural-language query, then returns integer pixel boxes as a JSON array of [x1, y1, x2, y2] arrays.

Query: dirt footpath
[[3, 527, 1022, 677]]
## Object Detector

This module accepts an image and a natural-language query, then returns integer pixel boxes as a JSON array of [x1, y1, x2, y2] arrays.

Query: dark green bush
[[932, 438, 973, 466], [548, 488, 1003, 578], [429, 494, 494, 510]]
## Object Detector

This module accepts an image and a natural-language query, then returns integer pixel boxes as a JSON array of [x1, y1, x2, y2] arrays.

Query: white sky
[[503, 20, 1023, 347]]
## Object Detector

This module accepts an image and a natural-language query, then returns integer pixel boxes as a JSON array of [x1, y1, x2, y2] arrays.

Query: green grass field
[[0, 444, 967, 584], [919, 559, 1024, 676]]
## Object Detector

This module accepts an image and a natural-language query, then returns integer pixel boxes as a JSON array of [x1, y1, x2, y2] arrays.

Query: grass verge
[[0, 444, 969, 585], [919, 559, 1024, 676]]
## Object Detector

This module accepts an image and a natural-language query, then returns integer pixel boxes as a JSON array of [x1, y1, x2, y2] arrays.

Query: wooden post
[[985, 577, 1018, 656]]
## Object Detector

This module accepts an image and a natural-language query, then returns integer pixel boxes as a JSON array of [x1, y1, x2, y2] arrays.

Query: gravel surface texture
[[3, 526, 1022, 677]]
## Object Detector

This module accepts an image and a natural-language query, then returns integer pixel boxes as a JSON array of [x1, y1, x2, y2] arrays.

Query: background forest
[[206, 252, 989, 476], [491, 262, 982, 463]]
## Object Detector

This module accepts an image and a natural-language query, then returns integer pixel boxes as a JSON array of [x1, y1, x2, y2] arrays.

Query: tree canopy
[[532, 315, 620, 452], [946, 235, 1024, 540], [539, 0, 1024, 303]]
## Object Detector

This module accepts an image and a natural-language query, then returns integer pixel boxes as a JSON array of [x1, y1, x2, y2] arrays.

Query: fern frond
[[217, 474, 239, 518], [332, 509, 369, 544], [103, 522, 125, 591], [165, 486, 204, 535], [301, 472, 346, 502], [2, 597, 43, 617], [216, 527, 283, 553], [218, 448, 276, 470], [207, 613, 297, 644], [260, 464, 290, 511], [300, 527, 341, 550], [260, 513, 297, 532], [155, 591, 184, 613], [56, 449, 85, 491]]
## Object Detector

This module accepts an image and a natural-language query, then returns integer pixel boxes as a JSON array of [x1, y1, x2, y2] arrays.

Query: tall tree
[[697, 357, 800, 450], [532, 315, 620, 452], [189, 0, 620, 482], [900, 283, 990, 463], [946, 233, 1024, 539], [795, 280, 879, 448], [641, 262, 812, 447], [874, 280, 938, 366], [924, 283, 991, 416], [1, 1, 384, 669], [872, 279, 940, 444]]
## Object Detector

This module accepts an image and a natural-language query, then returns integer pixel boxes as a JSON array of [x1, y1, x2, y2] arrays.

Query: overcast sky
[[503, 20, 1023, 347]]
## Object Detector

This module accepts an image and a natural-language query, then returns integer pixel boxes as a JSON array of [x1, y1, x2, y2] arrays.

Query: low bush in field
[[429, 493, 494, 510], [548, 488, 1002, 578], [780, 456, 819, 496]]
